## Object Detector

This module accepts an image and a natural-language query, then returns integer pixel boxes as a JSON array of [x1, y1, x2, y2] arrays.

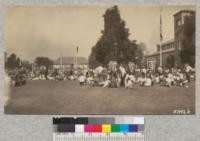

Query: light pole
[[19, 54, 22, 67], [135, 56, 138, 68]]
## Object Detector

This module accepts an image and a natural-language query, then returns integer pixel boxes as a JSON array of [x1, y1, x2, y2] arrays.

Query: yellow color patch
[[102, 124, 111, 133]]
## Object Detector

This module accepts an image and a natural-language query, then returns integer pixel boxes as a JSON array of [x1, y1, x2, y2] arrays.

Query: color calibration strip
[[53, 117, 145, 141]]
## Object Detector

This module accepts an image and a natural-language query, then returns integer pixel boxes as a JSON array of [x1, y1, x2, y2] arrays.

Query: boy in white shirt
[[78, 74, 86, 86]]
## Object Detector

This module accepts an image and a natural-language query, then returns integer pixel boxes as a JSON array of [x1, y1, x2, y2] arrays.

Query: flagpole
[[61, 52, 63, 71], [75, 47, 77, 67], [19, 54, 22, 67], [160, 42, 162, 67], [159, 9, 163, 67], [60, 51, 63, 71], [73, 50, 75, 68], [31, 59, 34, 74], [76, 47, 77, 66], [76, 46, 79, 67]]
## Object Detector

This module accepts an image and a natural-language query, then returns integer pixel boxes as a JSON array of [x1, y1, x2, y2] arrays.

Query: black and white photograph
[[4, 5, 196, 115]]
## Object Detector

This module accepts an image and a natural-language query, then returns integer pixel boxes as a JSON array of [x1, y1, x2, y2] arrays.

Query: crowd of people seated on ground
[[77, 63, 195, 88], [30, 68, 81, 81], [6, 63, 195, 88]]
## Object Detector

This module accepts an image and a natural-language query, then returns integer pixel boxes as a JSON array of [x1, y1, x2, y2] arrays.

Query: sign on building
[[147, 59, 156, 70]]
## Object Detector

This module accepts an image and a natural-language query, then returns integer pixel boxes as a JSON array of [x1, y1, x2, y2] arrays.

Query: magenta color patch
[[84, 124, 93, 132]]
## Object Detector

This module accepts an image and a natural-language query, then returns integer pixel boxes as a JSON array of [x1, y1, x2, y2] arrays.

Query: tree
[[135, 42, 147, 66], [5, 53, 21, 69], [180, 13, 195, 67], [89, 6, 138, 68], [34, 57, 53, 69], [166, 55, 175, 68], [22, 61, 32, 71], [89, 46, 101, 68]]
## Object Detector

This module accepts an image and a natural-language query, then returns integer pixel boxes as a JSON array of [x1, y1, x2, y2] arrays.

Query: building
[[146, 10, 195, 69], [146, 39, 175, 69], [53, 57, 88, 70], [174, 10, 195, 67]]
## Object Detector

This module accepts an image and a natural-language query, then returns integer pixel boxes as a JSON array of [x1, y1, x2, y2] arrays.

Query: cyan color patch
[[120, 124, 129, 132]]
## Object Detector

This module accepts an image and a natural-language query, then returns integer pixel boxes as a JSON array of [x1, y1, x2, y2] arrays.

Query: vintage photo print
[[4, 5, 196, 115]]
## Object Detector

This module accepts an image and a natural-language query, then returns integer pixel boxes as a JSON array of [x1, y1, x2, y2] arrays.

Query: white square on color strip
[[122, 117, 134, 124], [133, 117, 144, 124], [75, 124, 84, 132]]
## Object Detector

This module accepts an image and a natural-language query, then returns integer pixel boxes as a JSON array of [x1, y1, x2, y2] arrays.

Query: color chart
[[53, 117, 145, 141]]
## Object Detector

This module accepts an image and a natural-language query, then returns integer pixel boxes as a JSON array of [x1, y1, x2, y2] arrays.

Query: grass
[[4, 80, 195, 115]]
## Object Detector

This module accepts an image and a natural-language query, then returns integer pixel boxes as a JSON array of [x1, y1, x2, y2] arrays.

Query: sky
[[5, 5, 195, 61]]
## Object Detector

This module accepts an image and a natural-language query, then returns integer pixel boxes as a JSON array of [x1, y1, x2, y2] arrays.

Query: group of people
[[6, 62, 195, 89], [6, 67, 28, 87], [30, 68, 81, 81], [77, 63, 195, 89]]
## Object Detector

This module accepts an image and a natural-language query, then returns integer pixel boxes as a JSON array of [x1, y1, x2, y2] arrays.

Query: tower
[[173, 10, 195, 67]]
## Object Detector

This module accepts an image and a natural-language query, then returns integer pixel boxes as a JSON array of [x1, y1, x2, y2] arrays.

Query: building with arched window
[[146, 10, 195, 69]]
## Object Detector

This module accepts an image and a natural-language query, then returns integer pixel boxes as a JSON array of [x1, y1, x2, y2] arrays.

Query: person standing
[[185, 63, 193, 82], [45, 67, 49, 80], [78, 73, 86, 87]]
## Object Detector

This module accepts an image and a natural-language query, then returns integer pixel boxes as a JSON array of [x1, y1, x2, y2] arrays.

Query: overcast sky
[[5, 5, 195, 61]]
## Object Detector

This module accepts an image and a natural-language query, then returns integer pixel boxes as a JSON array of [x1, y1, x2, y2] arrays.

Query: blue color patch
[[129, 124, 138, 132], [120, 124, 129, 132]]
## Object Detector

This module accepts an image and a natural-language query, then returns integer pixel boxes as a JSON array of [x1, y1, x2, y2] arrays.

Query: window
[[177, 20, 181, 26]]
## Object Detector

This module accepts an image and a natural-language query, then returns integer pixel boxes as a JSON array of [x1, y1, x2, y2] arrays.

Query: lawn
[[4, 80, 195, 115]]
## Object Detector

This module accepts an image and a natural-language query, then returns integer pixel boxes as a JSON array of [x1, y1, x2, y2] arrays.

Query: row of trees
[[5, 53, 21, 69], [34, 57, 53, 69], [5, 53, 53, 70], [89, 6, 146, 68]]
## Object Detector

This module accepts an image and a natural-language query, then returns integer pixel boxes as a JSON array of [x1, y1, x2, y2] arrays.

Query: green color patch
[[111, 124, 120, 132]]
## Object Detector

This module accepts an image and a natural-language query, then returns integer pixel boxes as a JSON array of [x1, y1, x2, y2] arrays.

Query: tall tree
[[135, 42, 147, 66], [22, 61, 32, 71], [34, 57, 53, 69], [180, 13, 195, 66], [5, 53, 21, 69], [89, 6, 138, 68]]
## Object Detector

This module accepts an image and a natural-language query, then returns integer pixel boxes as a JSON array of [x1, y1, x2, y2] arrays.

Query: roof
[[161, 39, 174, 46], [173, 10, 195, 17], [53, 57, 88, 65], [146, 49, 175, 57], [147, 39, 175, 57]]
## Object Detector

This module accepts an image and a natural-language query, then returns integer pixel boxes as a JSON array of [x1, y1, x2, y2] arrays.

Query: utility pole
[[60, 52, 63, 71]]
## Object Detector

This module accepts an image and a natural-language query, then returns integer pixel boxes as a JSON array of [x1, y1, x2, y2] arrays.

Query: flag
[[160, 13, 163, 42], [76, 46, 79, 53]]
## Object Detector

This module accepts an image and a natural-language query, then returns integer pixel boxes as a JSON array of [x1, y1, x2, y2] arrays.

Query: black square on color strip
[[75, 117, 88, 124], [57, 124, 75, 132], [53, 118, 59, 124], [53, 117, 75, 124]]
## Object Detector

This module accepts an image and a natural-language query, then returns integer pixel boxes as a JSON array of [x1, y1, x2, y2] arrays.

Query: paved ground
[[4, 80, 195, 115]]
